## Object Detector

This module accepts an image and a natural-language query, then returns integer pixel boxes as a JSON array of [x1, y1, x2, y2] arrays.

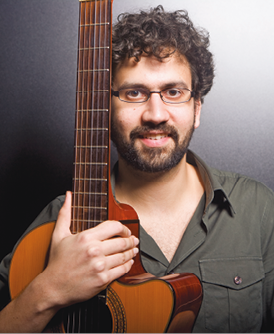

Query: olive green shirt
[[1, 150, 274, 332]]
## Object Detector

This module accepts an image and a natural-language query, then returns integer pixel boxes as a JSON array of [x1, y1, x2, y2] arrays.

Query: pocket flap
[[199, 257, 264, 290]]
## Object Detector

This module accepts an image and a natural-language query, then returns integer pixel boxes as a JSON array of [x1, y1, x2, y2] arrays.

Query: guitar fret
[[80, 23, 110, 27], [79, 47, 110, 50], [74, 145, 108, 148], [76, 128, 108, 131], [72, 206, 107, 210], [73, 178, 107, 181], [77, 90, 109, 93], [71, 219, 103, 223], [76, 109, 108, 112], [74, 162, 107, 165], [74, 191, 107, 195], [78, 69, 109, 72]]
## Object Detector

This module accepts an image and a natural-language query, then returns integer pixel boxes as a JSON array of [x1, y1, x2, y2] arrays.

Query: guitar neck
[[71, 0, 113, 234]]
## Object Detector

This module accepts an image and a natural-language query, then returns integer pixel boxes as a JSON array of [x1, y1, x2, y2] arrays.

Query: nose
[[141, 92, 170, 125]]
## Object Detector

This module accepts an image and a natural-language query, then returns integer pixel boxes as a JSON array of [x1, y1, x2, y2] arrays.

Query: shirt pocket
[[199, 257, 265, 333]]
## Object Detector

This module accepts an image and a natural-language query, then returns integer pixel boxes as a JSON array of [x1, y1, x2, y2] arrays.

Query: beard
[[111, 120, 195, 173]]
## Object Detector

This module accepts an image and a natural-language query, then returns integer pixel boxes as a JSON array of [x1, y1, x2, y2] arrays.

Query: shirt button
[[234, 276, 242, 285]]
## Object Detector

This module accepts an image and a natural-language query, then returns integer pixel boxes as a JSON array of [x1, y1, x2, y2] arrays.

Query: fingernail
[[134, 237, 139, 246], [133, 247, 139, 255]]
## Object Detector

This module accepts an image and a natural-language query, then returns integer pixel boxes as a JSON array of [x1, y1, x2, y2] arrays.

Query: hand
[[41, 191, 139, 309]]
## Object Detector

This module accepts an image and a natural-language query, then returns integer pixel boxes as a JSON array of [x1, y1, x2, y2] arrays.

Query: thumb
[[53, 191, 72, 241]]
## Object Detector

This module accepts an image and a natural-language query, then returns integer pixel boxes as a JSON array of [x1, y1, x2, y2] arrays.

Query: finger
[[91, 258, 135, 293], [100, 235, 139, 256], [84, 220, 132, 242], [106, 247, 139, 270], [107, 259, 135, 282], [53, 191, 72, 239]]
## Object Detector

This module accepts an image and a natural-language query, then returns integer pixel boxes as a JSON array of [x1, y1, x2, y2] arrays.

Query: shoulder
[[211, 167, 274, 203], [188, 150, 274, 202], [23, 195, 65, 235], [188, 150, 274, 218]]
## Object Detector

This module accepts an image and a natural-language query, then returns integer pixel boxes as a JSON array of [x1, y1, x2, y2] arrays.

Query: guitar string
[[86, 0, 92, 233], [98, 0, 108, 228], [101, 0, 105, 228], [77, 1, 84, 237], [99, 1, 105, 227], [88, 0, 97, 331], [71, 5, 81, 333], [77, 1, 85, 236], [102, 0, 108, 227], [91, 1, 97, 229], [99, 2, 108, 330], [96, 1, 102, 331], [96, 1, 102, 227], [95, 1, 104, 328], [90, 3, 97, 329], [101, 0, 108, 221], [79, 2, 87, 330], [85, 0, 91, 235], [106, 0, 110, 223]]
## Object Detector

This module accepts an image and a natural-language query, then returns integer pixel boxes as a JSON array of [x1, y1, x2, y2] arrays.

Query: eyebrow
[[116, 81, 190, 91]]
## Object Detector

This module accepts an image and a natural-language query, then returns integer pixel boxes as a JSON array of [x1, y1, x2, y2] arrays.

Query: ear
[[194, 99, 202, 129]]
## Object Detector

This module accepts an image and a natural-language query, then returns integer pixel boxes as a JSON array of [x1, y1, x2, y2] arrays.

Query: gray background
[[0, 0, 273, 259]]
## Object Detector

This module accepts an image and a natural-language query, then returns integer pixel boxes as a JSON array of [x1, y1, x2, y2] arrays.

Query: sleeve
[[0, 195, 65, 311]]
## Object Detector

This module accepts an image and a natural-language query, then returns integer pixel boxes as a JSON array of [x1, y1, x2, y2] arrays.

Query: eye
[[125, 89, 147, 99], [165, 88, 183, 98], [126, 90, 141, 98]]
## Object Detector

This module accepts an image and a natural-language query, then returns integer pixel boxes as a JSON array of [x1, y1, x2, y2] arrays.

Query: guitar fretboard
[[71, 0, 112, 233]]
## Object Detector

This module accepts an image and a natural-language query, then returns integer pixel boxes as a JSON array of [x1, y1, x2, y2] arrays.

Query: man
[[0, 5, 274, 333]]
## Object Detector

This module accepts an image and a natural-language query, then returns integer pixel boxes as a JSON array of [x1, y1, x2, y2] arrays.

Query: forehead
[[112, 53, 192, 89]]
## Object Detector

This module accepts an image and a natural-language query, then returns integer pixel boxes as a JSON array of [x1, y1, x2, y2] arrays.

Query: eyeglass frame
[[111, 87, 195, 104]]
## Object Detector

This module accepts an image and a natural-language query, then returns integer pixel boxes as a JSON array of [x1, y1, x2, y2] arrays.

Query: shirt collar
[[186, 150, 236, 216]]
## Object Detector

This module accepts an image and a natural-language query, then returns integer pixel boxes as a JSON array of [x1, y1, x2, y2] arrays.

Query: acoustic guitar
[[9, 0, 202, 332]]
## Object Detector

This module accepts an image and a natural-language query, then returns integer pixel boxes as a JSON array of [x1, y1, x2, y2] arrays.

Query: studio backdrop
[[1, 0, 273, 260]]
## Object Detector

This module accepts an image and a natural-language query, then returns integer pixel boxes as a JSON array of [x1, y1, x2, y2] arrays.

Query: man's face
[[111, 53, 201, 173]]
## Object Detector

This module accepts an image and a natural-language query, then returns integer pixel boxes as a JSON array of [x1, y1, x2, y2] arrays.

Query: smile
[[141, 133, 170, 140]]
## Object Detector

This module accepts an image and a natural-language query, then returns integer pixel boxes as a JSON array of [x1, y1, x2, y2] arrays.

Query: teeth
[[144, 134, 167, 140]]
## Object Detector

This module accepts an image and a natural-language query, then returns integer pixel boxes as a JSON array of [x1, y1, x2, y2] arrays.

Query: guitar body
[[9, 216, 202, 333]]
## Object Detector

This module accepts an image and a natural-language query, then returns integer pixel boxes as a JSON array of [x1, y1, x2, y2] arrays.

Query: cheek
[[112, 101, 141, 130], [173, 112, 195, 132], [111, 109, 136, 138]]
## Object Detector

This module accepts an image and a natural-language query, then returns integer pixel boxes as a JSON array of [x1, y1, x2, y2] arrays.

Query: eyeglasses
[[111, 87, 195, 104]]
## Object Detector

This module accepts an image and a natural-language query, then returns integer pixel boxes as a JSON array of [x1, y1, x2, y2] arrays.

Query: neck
[[115, 153, 203, 212]]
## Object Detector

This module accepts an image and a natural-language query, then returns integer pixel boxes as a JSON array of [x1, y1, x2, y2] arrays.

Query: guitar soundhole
[[63, 296, 112, 333]]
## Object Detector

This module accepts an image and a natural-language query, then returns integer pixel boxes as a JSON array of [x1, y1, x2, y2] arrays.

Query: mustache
[[129, 124, 179, 142]]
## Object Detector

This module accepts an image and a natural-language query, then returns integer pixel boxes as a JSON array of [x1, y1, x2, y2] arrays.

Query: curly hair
[[112, 5, 214, 103]]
